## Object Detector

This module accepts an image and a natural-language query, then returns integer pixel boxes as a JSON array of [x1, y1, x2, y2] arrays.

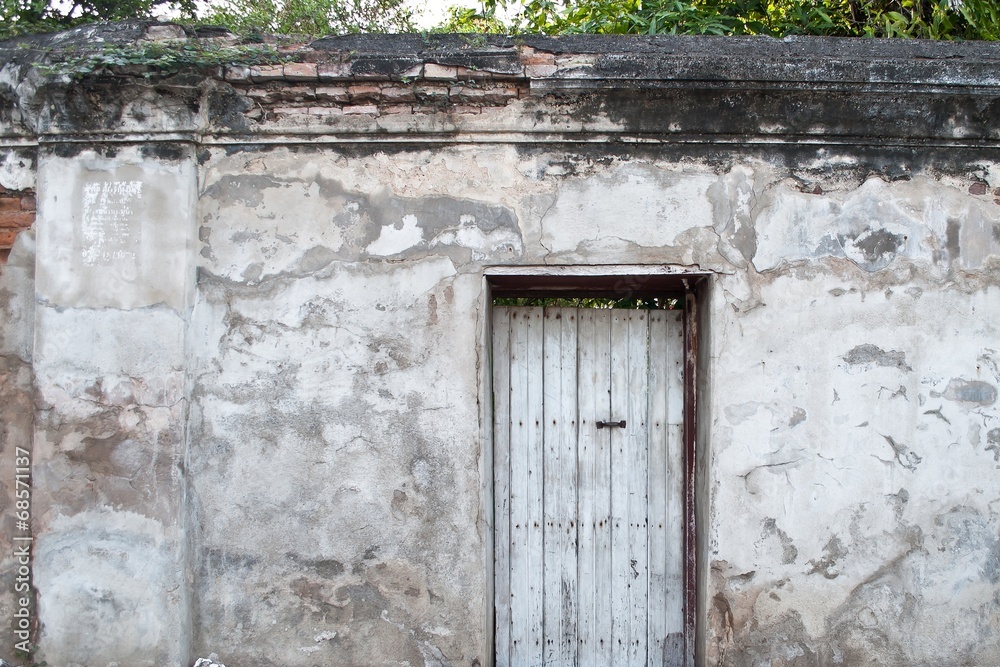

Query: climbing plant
[[0, 0, 196, 38], [37, 41, 286, 78], [461, 0, 1000, 39], [1, 0, 997, 42], [0, 0, 414, 39]]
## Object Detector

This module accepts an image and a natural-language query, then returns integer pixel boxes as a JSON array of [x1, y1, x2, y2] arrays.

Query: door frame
[[483, 265, 710, 667]]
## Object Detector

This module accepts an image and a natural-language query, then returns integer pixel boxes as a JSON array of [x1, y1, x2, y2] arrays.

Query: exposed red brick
[[414, 85, 449, 100], [424, 63, 459, 80], [0, 212, 34, 229], [318, 63, 352, 80], [449, 85, 484, 99], [449, 84, 520, 105], [250, 65, 286, 82], [486, 86, 520, 103], [519, 46, 556, 66], [970, 181, 988, 195], [381, 105, 413, 115], [342, 104, 378, 115], [283, 62, 318, 81], [20, 195, 35, 211], [381, 86, 416, 103], [0, 198, 21, 213], [348, 84, 382, 102], [464, 69, 495, 81], [0, 229, 22, 247], [315, 86, 350, 102], [308, 107, 344, 116]]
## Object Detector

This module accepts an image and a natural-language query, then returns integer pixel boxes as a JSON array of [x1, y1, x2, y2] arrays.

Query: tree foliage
[[0, 0, 196, 37], [200, 0, 415, 36], [0, 0, 414, 39], [474, 0, 1000, 39], [2, 0, 997, 43]]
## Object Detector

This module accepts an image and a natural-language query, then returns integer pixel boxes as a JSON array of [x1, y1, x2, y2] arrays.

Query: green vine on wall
[[38, 40, 287, 78]]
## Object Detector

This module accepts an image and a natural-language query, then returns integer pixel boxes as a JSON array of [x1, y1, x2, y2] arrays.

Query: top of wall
[[309, 32, 1000, 88], [2, 23, 1000, 146]]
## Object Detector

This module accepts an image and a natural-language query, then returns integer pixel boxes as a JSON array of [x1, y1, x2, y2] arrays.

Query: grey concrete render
[[0, 22, 999, 666]]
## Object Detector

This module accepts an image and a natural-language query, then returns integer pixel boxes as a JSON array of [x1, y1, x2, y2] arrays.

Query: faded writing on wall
[[82, 180, 142, 265]]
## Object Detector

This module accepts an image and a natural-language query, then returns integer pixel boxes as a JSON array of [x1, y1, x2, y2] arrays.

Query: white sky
[[185, 0, 485, 31], [407, 0, 480, 29]]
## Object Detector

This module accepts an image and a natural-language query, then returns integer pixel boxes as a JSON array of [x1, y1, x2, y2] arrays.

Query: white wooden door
[[493, 307, 685, 667]]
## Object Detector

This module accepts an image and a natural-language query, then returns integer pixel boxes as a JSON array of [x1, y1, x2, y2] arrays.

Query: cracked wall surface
[[29, 144, 196, 666], [2, 27, 1000, 667], [0, 231, 35, 660], [188, 144, 1000, 666]]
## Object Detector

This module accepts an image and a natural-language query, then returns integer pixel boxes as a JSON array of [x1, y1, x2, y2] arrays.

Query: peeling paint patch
[[806, 536, 847, 579], [838, 227, 906, 271], [428, 213, 524, 258], [986, 428, 1000, 461], [367, 213, 424, 256], [942, 378, 997, 407], [881, 434, 922, 471], [843, 344, 912, 372], [762, 518, 799, 565]]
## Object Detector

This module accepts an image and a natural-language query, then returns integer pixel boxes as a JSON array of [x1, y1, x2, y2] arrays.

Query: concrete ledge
[[3, 26, 1000, 142]]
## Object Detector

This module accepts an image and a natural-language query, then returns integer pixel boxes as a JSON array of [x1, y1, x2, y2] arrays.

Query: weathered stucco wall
[[31, 143, 197, 666], [1, 25, 1000, 667], [190, 144, 1000, 666]]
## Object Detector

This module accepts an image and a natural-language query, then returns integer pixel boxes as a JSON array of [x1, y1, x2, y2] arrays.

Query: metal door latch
[[596, 420, 626, 430]]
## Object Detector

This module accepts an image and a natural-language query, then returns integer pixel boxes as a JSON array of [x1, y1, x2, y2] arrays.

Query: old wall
[[1, 26, 1000, 667], [190, 143, 1000, 666], [30, 143, 197, 666]]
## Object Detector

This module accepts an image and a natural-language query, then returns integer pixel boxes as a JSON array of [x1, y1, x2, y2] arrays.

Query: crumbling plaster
[[0, 26, 999, 667], [189, 143, 1000, 665]]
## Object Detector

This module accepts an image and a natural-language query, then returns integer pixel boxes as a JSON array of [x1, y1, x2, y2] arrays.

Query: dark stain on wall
[[843, 344, 912, 372], [942, 378, 997, 406]]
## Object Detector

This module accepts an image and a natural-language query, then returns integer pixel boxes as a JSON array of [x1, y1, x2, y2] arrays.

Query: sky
[[408, 0, 479, 28], [185, 0, 483, 30]]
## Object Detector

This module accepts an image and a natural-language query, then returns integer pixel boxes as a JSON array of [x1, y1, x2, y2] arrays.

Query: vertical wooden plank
[[664, 423, 685, 634], [542, 308, 562, 665], [492, 307, 512, 667], [625, 310, 650, 667], [508, 307, 544, 666], [526, 308, 546, 667], [576, 309, 599, 666], [609, 310, 631, 666], [593, 309, 614, 665], [558, 308, 580, 665], [647, 311, 669, 667], [665, 311, 686, 653]]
